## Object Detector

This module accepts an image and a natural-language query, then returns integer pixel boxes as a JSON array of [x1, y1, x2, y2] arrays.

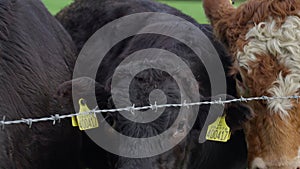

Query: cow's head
[[203, 0, 300, 168]]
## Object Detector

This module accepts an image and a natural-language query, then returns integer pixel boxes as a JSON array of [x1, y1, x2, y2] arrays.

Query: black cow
[[56, 0, 252, 169], [0, 0, 81, 169]]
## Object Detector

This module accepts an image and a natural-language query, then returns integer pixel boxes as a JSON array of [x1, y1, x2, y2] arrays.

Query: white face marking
[[237, 15, 300, 117], [251, 157, 266, 169], [252, 156, 300, 169]]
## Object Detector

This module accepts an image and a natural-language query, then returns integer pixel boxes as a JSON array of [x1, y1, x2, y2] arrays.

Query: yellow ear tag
[[76, 98, 99, 131], [206, 116, 231, 142], [229, 0, 234, 4], [71, 116, 78, 127]]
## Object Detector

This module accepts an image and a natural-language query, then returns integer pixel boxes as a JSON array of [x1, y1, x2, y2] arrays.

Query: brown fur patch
[[203, 0, 300, 58], [244, 102, 300, 164], [240, 54, 290, 97]]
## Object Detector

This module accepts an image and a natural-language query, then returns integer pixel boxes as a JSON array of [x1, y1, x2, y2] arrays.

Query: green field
[[41, 0, 244, 24], [41, 0, 73, 14], [159, 1, 243, 23]]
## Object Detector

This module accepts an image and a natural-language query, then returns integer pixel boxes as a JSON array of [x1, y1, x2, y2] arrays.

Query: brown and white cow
[[203, 0, 300, 169]]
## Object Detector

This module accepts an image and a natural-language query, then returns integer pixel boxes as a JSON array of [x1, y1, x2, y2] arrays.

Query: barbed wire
[[0, 95, 299, 129]]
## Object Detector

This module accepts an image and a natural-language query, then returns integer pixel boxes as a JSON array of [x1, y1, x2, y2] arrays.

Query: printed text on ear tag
[[206, 116, 231, 142], [76, 98, 99, 130]]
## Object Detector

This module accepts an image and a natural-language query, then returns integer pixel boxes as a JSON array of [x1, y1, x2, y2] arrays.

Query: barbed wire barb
[[240, 96, 247, 102], [23, 118, 33, 128], [151, 101, 158, 112], [130, 104, 135, 115], [1, 116, 5, 130], [183, 100, 189, 109], [51, 114, 60, 125]]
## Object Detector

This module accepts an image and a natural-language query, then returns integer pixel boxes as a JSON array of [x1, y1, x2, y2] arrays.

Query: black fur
[[0, 0, 81, 168], [56, 0, 253, 169]]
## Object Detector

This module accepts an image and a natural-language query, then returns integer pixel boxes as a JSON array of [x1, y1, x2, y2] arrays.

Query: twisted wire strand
[[0, 95, 299, 128]]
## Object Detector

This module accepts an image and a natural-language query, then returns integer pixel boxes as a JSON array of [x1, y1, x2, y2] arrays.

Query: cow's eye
[[235, 72, 250, 96], [236, 73, 243, 82]]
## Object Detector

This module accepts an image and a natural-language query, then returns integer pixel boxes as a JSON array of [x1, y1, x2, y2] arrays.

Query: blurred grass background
[[41, 0, 244, 24]]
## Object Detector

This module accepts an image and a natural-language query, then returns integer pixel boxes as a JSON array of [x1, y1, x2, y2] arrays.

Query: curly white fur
[[237, 15, 300, 117]]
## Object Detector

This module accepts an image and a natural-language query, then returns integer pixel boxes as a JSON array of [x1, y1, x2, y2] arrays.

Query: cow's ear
[[223, 95, 254, 132], [200, 94, 254, 132], [203, 0, 236, 44], [54, 77, 106, 111]]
